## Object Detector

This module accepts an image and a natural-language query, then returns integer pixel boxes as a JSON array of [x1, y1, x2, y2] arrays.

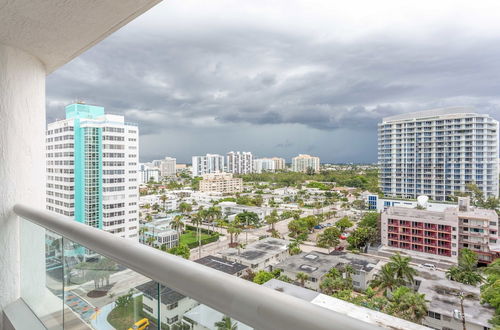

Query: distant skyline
[[46, 0, 500, 163]]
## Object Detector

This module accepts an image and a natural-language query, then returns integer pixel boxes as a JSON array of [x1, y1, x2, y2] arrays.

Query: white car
[[419, 263, 436, 270]]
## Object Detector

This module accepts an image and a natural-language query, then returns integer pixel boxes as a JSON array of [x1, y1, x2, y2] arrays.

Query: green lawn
[[107, 296, 145, 330], [180, 230, 211, 246]]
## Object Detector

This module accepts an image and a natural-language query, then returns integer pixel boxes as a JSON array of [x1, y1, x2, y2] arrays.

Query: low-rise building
[[142, 217, 179, 248], [218, 201, 275, 222], [199, 173, 243, 194], [275, 251, 382, 291], [263, 279, 427, 330], [194, 255, 248, 277], [362, 193, 455, 212], [137, 280, 199, 329], [218, 237, 290, 270], [416, 269, 496, 330], [183, 304, 252, 330], [381, 197, 499, 264]]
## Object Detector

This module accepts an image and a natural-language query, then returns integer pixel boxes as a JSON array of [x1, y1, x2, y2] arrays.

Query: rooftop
[[195, 255, 248, 275], [276, 251, 381, 278], [136, 280, 186, 305], [382, 107, 478, 122], [416, 269, 495, 327], [263, 280, 428, 330], [218, 237, 290, 264]]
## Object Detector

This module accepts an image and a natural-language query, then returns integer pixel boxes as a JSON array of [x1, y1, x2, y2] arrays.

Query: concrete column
[[0, 43, 46, 325]]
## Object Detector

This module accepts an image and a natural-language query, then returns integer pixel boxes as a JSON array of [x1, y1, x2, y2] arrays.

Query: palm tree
[[227, 224, 242, 247], [387, 286, 428, 324], [191, 212, 204, 258], [389, 253, 417, 285], [370, 264, 403, 295], [160, 194, 167, 211], [138, 227, 147, 243], [171, 215, 185, 238], [296, 272, 309, 287], [146, 236, 156, 247], [214, 316, 238, 330], [265, 210, 279, 232]]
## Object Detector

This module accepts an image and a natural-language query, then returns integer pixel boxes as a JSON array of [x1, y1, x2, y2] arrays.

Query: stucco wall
[[0, 42, 46, 327]]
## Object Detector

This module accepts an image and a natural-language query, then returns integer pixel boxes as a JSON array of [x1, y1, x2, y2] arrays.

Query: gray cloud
[[46, 0, 500, 163]]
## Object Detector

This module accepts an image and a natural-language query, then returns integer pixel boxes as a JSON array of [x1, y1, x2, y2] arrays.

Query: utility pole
[[459, 291, 466, 330]]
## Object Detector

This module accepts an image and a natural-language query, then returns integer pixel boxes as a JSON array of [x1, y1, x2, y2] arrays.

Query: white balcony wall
[[0, 42, 46, 325]]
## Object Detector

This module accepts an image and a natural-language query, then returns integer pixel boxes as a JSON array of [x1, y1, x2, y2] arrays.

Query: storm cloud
[[46, 0, 500, 163]]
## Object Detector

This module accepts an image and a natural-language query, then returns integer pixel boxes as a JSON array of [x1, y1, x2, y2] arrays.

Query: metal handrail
[[14, 204, 380, 330]]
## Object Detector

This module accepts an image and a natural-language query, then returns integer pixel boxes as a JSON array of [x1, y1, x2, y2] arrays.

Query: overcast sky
[[47, 0, 500, 164]]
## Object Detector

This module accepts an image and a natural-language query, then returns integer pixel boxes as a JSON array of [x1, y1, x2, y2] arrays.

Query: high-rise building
[[139, 163, 161, 184], [253, 158, 276, 173], [192, 154, 225, 177], [253, 157, 286, 173], [291, 154, 320, 173], [381, 197, 499, 264], [379, 107, 499, 201], [227, 151, 253, 174], [46, 103, 139, 239], [271, 157, 286, 170], [160, 157, 176, 177]]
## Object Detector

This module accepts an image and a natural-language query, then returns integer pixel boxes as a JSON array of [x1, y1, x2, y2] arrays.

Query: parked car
[[325, 223, 332, 227], [314, 225, 323, 229], [419, 263, 436, 270]]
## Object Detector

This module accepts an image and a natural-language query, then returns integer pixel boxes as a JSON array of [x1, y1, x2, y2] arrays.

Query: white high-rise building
[[253, 158, 276, 173], [291, 154, 320, 173], [227, 151, 253, 174], [139, 163, 161, 184], [160, 156, 176, 177], [192, 154, 225, 177], [46, 103, 139, 239], [378, 107, 499, 201]]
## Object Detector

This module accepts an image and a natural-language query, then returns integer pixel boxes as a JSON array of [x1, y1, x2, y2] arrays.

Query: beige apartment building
[[271, 157, 286, 170], [381, 197, 499, 264], [199, 173, 243, 194]]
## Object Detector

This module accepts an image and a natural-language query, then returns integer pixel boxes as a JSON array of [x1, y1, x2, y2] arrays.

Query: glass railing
[[20, 217, 249, 330], [15, 204, 388, 330]]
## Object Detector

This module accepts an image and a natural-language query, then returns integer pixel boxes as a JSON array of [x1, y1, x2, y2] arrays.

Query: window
[[167, 315, 178, 324], [167, 302, 178, 310], [427, 311, 441, 320], [143, 304, 153, 313]]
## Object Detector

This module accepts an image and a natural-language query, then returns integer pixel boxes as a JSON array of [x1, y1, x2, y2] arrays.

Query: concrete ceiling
[[0, 0, 161, 73]]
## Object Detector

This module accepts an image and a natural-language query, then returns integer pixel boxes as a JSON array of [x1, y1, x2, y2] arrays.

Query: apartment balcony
[[9, 204, 396, 330], [1, 2, 430, 330]]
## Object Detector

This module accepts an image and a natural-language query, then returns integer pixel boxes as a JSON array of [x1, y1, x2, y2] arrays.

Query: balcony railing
[[14, 204, 381, 330]]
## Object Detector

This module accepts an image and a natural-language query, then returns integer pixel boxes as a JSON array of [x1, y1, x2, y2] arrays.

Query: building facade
[[160, 156, 177, 177], [199, 173, 243, 194], [227, 151, 253, 174], [271, 157, 286, 170], [253, 158, 275, 173], [378, 107, 499, 201], [291, 154, 320, 173], [381, 198, 499, 264], [192, 154, 225, 177], [46, 103, 139, 239], [139, 163, 161, 184]]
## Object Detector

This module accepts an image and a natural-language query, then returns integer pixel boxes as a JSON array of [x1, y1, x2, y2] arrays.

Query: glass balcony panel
[[20, 218, 64, 330], [63, 239, 159, 330]]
